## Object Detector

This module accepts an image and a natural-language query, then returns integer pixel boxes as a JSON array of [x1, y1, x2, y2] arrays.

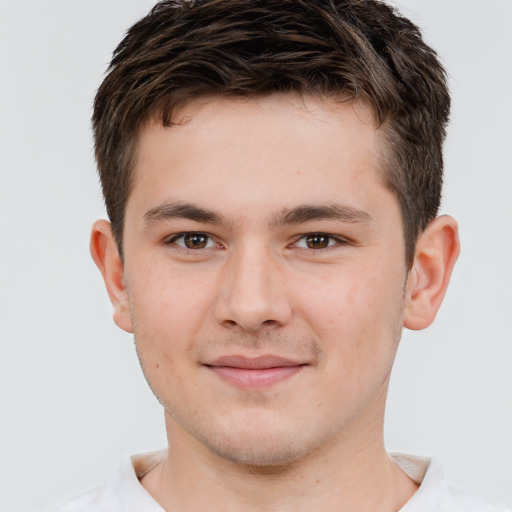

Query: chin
[[208, 436, 308, 468], [190, 415, 321, 468]]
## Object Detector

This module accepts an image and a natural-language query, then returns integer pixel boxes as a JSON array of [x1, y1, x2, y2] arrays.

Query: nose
[[213, 242, 293, 333]]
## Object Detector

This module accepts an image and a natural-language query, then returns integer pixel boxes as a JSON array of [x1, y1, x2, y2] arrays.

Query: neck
[[141, 392, 418, 511]]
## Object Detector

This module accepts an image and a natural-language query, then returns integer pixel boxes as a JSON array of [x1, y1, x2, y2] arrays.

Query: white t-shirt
[[53, 451, 509, 512]]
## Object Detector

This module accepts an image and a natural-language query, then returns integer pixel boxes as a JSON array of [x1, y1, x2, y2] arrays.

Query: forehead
[[129, 94, 389, 221]]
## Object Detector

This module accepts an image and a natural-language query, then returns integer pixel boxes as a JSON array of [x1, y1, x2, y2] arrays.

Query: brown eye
[[183, 233, 209, 249], [305, 233, 330, 249], [167, 232, 222, 252]]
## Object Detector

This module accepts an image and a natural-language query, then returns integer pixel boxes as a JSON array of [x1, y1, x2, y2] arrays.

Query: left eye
[[169, 232, 217, 250], [294, 233, 344, 249]]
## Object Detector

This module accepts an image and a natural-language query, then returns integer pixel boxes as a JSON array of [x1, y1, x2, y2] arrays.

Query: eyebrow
[[272, 204, 373, 226], [143, 201, 372, 228], [143, 201, 224, 226]]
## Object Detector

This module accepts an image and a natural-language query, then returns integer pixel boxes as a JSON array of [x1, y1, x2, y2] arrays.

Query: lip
[[205, 355, 306, 389]]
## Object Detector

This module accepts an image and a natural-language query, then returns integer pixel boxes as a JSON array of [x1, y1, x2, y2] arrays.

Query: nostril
[[221, 317, 282, 334]]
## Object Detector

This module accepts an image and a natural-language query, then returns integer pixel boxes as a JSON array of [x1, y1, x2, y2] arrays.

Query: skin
[[91, 94, 459, 511]]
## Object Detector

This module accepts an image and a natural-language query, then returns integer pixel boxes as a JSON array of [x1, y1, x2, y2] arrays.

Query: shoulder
[[392, 453, 510, 512], [51, 451, 165, 512], [435, 484, 510, 512], [51, 481, 121, 511]]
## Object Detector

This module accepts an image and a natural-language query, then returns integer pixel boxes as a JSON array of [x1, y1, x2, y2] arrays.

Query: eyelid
[[292, 232, 351, 249], [163, 231, 351, 250], [164, 231, 222, 250]]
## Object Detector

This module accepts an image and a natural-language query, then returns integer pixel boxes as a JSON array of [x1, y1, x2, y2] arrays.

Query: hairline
[[114, 91, 417, 267]]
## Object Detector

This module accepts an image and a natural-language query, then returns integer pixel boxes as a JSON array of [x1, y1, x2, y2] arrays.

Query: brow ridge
[[143, 201, 224, 225], [143, 201, 372, 228], [274, 204, 373, 226]]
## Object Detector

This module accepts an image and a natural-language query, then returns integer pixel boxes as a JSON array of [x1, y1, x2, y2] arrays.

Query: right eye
[[167, 232, 217, 250]]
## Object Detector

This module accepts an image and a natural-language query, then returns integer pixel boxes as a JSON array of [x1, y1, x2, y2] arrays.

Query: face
[[119, 94, 409, 465]]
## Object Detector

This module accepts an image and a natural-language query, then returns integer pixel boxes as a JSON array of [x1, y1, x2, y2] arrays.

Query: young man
[[55, 0, 507, 510]]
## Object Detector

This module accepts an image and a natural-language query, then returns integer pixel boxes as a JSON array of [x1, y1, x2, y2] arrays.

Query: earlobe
[[403, 215, 460, 331], [90, 220, 133, 333]]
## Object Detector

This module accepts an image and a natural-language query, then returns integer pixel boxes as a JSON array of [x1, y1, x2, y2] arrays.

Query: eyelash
[[165, 232, 221, 250], [292, 232, 350, 250], [164, 231, 350, 251]]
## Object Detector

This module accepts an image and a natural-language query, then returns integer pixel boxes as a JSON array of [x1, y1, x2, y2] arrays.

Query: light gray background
[[0, 1, 510, 510]]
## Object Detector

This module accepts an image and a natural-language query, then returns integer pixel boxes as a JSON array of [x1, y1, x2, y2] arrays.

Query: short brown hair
[[93, 0, 450, 266]]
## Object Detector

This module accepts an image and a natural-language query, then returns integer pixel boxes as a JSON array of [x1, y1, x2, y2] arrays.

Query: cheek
[[127, 275, 193, 403], [126, 267, 196, 367], [295, 266, 405, 359], [128, 258, 212, 330]]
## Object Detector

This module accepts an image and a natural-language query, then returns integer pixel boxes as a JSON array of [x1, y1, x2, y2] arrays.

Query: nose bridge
[[215, 239, 291, 332]]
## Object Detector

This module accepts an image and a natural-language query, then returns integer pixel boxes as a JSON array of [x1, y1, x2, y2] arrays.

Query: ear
[[403, 215, 460, 330], [90, 220, 133, 333]]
